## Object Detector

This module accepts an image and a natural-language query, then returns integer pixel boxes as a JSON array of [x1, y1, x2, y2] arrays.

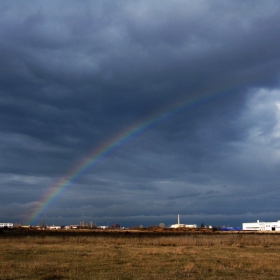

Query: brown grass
[[1, 231, 280, 279]]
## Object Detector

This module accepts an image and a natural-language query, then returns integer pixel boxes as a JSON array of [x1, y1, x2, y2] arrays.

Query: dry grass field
[[1, 230, 280, 279]]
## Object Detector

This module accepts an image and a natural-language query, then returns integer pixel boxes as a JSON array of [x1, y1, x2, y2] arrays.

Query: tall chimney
[[178, 214, 180, 225]]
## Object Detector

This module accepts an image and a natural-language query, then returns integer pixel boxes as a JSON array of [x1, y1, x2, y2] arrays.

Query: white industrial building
[[243, 220, 280, 231], [0, 223, 13, 228], [170, 215, 197, 229]]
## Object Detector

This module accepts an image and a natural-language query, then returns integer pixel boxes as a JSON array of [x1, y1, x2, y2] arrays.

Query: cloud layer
[[1, 1, 280, 227]]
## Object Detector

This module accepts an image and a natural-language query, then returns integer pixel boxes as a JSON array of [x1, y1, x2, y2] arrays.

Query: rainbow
[[27, 88, 234, 224]]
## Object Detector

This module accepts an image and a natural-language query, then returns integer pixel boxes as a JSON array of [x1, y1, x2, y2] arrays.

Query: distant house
[[243, 220, 280, 231]]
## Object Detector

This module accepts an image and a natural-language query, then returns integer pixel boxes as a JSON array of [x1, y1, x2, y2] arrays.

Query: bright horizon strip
[[27, 87, 238, 225]]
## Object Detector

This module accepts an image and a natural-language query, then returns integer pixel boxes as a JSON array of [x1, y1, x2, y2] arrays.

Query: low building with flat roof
[[243, 220, 280, 231]]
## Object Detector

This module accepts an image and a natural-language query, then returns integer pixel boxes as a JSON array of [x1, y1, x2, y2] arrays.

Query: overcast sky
[[1, 1, 280, 227]]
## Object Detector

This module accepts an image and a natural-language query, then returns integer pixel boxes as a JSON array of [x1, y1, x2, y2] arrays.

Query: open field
[[1, 230, 280, 279]]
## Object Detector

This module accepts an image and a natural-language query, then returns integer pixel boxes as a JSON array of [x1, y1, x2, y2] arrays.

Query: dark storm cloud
[[1, 1, 280, 227]]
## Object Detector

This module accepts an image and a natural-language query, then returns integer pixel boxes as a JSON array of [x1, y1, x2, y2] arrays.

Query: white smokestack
[[178, 214, 180, 225]]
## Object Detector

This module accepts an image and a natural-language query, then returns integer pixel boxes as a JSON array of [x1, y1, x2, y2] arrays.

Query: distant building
[[65, 225, 79, 229], [0, 223, 13, 228], [170, 215, 197, 229], [47, 225, 61, 230], [243, 220, 280, 231], [98, 226, 109, 229], [220, 227, 243, 231], [170, 224, 197, 229], [112, 224, 120, 228]]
